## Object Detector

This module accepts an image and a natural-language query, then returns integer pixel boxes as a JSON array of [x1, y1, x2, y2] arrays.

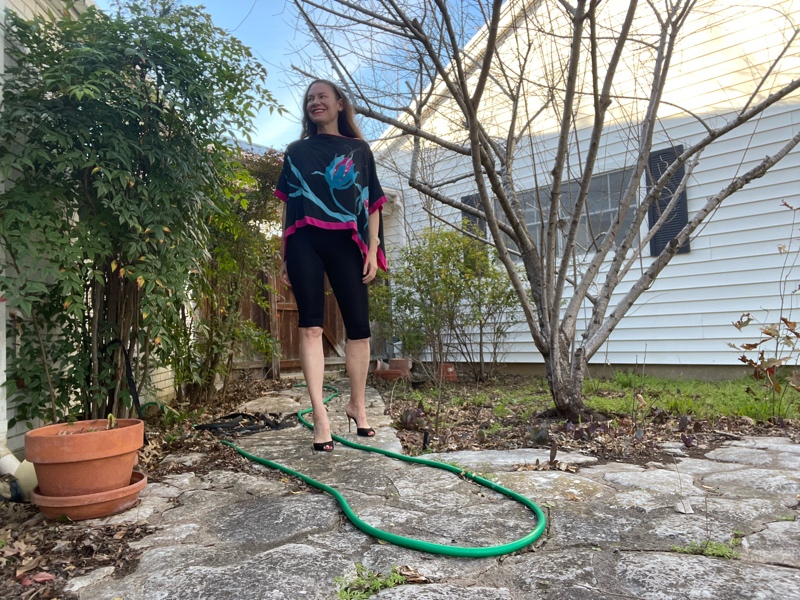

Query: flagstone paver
[[67, 384, 799, 599]]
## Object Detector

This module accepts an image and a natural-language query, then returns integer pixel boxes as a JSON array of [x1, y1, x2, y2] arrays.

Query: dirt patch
[[0, 501, 157, 600], [376, 374, 800, 465]]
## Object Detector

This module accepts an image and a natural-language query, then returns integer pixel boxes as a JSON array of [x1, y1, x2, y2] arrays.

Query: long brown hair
[[300, 79, 364, 140]]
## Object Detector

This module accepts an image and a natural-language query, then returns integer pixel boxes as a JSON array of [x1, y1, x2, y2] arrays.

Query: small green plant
[[370, 227, 518, 382], [672, 536, 742, 559], [334, 563, 406, 599], [161, 405, 204, 429], [665, 397, 697, 417], [483, 421, 506, 436], [493, 404, 511, 418], [612, 370, 641, 389]]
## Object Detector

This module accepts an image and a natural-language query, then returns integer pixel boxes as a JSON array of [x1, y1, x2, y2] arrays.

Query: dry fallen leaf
[[15, 556, 42, 578], [398, 565, 432, 584], [514, 461, 579, 473]]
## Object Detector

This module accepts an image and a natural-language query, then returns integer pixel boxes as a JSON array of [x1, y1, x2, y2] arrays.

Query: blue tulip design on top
[[284, 148, 374, 255], [286, 156, 353, 221], [312, 153, 367, 219], [323, 154, 358, 190]]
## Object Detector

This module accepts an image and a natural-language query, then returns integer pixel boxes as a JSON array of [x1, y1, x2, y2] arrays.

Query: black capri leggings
[[285, 226, 371, 340]]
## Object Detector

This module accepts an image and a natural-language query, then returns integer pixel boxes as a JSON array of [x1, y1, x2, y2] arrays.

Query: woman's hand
[[362, 250, 378, 283], [280, 262, 291, 287]]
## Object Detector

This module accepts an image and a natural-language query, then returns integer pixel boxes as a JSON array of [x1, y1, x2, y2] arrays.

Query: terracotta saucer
[[375, 369, 404, 381], [31, 471, 147, 521]]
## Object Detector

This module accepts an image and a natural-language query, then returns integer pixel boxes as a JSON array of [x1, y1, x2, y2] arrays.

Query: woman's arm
[[362, 208, 380, 283], [279, 202, 291, 286]]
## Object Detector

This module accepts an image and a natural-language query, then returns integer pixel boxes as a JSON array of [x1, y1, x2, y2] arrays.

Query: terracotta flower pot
[[31, 471, 147, 521], [437, 363, 457, 382], [25, 419, 144, 498], [389, 358, 412, 378]]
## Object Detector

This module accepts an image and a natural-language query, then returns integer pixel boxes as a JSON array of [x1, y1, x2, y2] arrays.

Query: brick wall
[[149, 367, 176, 402]]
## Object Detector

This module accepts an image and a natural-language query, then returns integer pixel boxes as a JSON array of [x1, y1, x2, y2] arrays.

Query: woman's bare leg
[[344, 337, 371, 429], [299, 326, 331, 444]]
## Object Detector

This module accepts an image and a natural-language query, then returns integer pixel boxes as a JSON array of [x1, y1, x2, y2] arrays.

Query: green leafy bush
[[0, 1, 279, 423], [371, 227, 518, 381], [170, 149, 282, 405]]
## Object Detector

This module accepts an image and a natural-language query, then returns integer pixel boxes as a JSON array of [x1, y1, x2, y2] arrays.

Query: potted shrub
[[0, 2, 276, 519]]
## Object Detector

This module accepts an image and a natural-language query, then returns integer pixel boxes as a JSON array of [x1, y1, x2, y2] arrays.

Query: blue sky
[[94, 0, 307, 150]]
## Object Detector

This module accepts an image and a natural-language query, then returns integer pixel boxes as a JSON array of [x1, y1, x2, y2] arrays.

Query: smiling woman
[[274, 79, 387, 453]]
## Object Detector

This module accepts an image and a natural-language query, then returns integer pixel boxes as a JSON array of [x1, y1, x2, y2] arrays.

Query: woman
[[274, 79, 387, 452]]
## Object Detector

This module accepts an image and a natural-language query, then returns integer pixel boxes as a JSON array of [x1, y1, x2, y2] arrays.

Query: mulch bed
[[0, 501, 157, 600]]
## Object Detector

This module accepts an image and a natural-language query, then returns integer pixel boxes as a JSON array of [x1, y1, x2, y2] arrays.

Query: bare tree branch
[[421, 204, 520, 256], [291, 0, 800, 417]]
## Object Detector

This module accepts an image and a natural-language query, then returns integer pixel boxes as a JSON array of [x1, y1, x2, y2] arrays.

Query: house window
[[646, 145, 690, 256], [575, 168, 637, 252], [461, 193, 486, 237], [516, 167, 635, 255]]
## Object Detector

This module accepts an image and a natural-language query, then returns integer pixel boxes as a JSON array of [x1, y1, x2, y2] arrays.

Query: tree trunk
[[545, 349, 588, 421], [479, 324, 486, 382]]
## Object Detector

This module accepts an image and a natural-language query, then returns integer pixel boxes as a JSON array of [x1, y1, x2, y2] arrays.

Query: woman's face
[[306, 82, 343, 129]]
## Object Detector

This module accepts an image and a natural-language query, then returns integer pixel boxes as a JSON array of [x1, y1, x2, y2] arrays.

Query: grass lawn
[[582, 370, 800, 422], [379, 370, 800, 457]]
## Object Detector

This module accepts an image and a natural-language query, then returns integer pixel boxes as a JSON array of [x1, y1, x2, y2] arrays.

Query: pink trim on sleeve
[[369, 195, 387, 214], [351, 228, 388, 272], [376, 247, 387, 272], [274, 189, 288, 202]]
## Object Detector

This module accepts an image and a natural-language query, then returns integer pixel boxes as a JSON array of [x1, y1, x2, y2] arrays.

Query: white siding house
[[1, 0, 94, 456], [372, 0, 800, 377]]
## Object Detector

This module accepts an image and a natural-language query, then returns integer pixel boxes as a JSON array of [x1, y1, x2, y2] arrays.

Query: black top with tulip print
[[275, 133, 387, 271]]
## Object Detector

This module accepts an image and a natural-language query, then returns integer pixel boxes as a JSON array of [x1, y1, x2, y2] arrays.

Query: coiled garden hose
[[221, 384, 547, 558]]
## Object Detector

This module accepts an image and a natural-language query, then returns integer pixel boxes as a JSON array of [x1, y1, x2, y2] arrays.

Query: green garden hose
[[221, 384, 547, 558]]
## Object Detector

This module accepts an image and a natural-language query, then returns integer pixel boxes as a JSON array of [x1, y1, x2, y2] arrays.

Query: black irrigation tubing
[[221, 383, 547, 558]]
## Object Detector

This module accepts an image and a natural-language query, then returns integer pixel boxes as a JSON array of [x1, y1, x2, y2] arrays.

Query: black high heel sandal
[[312, 440, 334, 452], [345, 411, 375, 437]]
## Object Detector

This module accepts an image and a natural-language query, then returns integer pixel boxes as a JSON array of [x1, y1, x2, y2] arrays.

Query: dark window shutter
[[461, 193, 486, 237], [646, 145, 690, 256]]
